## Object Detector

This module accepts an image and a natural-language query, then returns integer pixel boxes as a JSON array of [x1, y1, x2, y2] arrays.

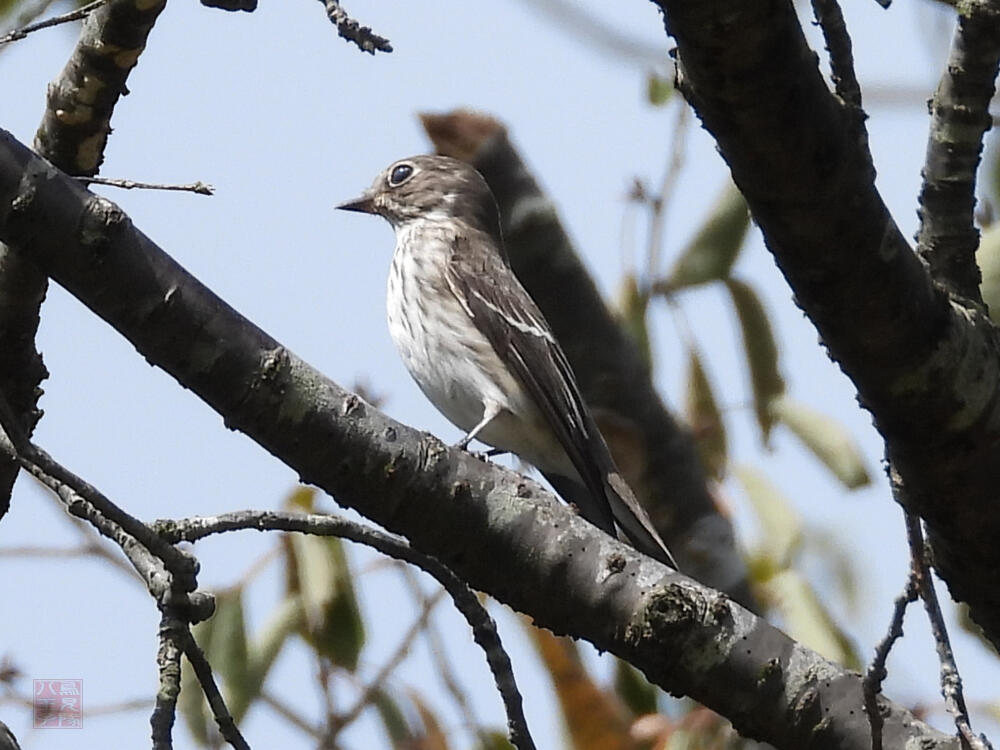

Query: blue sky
[[1, 0, 991, 748]]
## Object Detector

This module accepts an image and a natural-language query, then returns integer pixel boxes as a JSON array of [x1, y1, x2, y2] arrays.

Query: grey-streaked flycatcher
[[338, 154, 675, 568]]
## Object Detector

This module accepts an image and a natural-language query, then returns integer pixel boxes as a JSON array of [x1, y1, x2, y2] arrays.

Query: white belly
[[384, 229, 571, 475]]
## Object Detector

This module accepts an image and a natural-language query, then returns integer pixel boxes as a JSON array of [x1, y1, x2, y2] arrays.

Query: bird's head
[[338, 155, 502, 240]]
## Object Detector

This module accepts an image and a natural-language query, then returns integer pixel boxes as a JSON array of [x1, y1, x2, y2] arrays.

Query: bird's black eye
[[388, 163, 414, 186]]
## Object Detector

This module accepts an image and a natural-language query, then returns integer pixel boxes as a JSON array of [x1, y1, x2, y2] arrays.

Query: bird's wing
[[444, 233, 676, 567], [444, 233, 619, 536]]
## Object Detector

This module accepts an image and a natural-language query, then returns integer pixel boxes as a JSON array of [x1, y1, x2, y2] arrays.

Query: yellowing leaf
[[765, 569, 861, 669], [373, 688, 416, 749], [613, 660, 658, 718], [283, 487, 366, 670], [207, 588, 251, 721], [663, 184, 750, 290], [475, 731, 516, 750], [976, 222, 1000, 320], [726, 279, 784, 444], [243, 596, 302, 719], [734, 465, 801, 569], [770, 396, 871, 489], [409, 692, 451, 750], [529, 627, 633, 750], [618, 273, 652, 372], [684, 349, 727, 480], [646, 73, 674, 106]]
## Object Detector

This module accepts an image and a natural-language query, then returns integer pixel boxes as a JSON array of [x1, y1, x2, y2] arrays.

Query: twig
[[317, 0, 391, 55], [862, 563, 919, 750], [401, 566, 484, 738], [645, 102, 690, 287], [811, 0, 863, 111], [327, 589, 445, 742], [179, 622, 251, 750], [0, 0, 109, 45], [904, 511, 992, 750], [77, 176, 214, 196], [915, 0, 1000, 304], [0, 389, 248, 749], [0, 396, 196, 599], [506, 0, 664, 67], [261, 692, 321, 739], [160, 510, 538, 750]]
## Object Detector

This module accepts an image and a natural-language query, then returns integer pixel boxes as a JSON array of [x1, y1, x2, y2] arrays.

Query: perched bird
[[338, 155, 675, 568]]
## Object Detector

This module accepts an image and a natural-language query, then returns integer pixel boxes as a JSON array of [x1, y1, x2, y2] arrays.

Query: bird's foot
[[452, 441, 508, 463]]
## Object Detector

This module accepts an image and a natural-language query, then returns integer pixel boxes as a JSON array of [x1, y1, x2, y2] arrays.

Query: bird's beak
[[336, 191, 378, 214]]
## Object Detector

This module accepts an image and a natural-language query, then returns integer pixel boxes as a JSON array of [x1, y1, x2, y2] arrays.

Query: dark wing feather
[[444, 233, 676, 567], [444, 233, 617, 536]]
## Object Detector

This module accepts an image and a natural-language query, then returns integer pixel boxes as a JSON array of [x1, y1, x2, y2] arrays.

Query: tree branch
[[916, 0, 1000, 304], [0, 0, 169, 516], [0, 126, 961, 750], [652, 0, 1000, 649]]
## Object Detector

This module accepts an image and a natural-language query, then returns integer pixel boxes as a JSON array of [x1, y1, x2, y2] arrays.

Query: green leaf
[[283, 487, 366, 671], [282, 487, 367, 669], [646, 72, 674, 106], [241, 596, 303, 721], [765, 569, 862, 670], [726, 279, 785, 443], [288, 532, 366, 670], [770, 396, 871, 489], [372, 688, 416, 750], [662, 183, 750, 290], [976, 222, 1000, 321], [734, 465, 801, 569], [206, 588, 251, 721], [475, 731, 516, 750], [409, 692, 451, 750], [617, 273, 652, 372], [684, 348, 727, 479], [613, 659, 658, 718]]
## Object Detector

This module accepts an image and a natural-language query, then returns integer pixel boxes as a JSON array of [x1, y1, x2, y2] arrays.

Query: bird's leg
[[453, 401, 503, 456]]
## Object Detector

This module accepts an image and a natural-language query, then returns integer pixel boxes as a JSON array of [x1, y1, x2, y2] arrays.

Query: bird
[[338, 154, 676, 568]]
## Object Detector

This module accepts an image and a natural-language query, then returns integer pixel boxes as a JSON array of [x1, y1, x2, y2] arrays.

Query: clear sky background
[[1, 0, 994, 748]]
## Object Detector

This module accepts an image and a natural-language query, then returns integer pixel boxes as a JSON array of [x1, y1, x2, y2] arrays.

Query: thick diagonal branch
[[0, 128, 961, 750], [652, 0, 1000, 649]]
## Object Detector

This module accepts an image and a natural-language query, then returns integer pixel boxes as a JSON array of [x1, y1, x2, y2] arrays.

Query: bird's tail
[[543, 471, 677, 569], [604, 471, 677, 568]]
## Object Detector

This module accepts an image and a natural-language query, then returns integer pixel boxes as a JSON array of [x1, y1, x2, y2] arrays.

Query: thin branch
[[161, 511, 537, 750], [862, 562, 919, 750], [260, 692, 321, 739], [317, 0, 391, 55], [916, 0, 1000, 304], [904, 511, 993, 750], [179, 622, 251, 750], [645, 102, 691, 287], [0, 0, 109, 45], [810, 0, 863, 111], [328, 589, 445, 742], [78, 176, 214, 196], [152, 612, 183, 750], [0, 395, 196, 599], [401, 566, 485, 738], [506, 0, 665, 67]]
